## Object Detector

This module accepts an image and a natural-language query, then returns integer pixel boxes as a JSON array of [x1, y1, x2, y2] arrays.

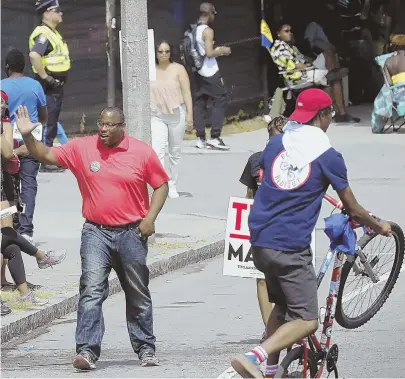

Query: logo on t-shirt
[[271, 150, 311, 190]]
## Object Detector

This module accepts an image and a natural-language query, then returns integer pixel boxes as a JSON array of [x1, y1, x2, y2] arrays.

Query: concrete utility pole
[[120, 0, 151, 145], [106, 0, 117, 107]]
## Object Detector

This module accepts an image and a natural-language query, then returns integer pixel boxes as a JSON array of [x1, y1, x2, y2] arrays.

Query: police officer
[[29, 0, 70, 172]]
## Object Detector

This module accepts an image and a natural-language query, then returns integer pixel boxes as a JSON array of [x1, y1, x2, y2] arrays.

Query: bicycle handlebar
[[323, 194, 343, 209], [323, 194, 390, 236]]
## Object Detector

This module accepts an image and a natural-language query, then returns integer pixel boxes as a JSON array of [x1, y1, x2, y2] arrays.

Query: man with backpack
[[184, 3, 231, 150]]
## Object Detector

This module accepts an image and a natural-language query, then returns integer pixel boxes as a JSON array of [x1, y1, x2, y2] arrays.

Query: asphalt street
[[2, 117, 405, 378], [2, 252, 405, 378]]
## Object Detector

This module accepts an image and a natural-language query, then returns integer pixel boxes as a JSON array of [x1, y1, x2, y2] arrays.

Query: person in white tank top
[[195, 24, 219, 78], [193, 2, 232, 151]]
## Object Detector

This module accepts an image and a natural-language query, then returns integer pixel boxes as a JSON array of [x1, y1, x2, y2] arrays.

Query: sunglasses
[[158, 50, 170, 54]]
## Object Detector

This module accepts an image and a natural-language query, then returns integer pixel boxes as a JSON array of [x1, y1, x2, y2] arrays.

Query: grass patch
[[152, 242, 188, 249], [184, 117, 267, 141], [1, 290, 56, 313], [66, 116, 267, 142]]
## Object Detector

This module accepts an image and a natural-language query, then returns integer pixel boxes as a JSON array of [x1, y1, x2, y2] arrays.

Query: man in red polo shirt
[[14, 105, 169, 371]]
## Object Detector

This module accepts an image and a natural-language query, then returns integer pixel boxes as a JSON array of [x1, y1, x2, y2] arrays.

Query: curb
[[1, 239, 225, 344]]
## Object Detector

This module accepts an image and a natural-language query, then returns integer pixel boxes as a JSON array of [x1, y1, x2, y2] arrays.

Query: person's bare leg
[[34, 250, 45, 260], [257, 279, 273, 326], [266, 305, 285, 365], [331, 80, 346, 115], [261, 318, 318, 355], [17, 282, 29, 296], [323, 49, 337, 71]]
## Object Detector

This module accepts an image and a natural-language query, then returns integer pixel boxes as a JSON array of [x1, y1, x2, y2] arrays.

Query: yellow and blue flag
[[260, 17, 273, 49]]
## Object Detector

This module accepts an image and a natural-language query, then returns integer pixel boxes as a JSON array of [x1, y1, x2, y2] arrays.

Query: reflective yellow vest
[[29, 24, 71, 73]]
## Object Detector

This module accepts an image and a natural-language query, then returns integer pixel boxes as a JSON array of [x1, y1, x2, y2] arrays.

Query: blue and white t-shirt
[[248, 134, 349, 252]]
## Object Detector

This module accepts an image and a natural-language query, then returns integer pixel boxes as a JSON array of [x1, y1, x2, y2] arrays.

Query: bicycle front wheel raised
[[335, 221, 404, 329]]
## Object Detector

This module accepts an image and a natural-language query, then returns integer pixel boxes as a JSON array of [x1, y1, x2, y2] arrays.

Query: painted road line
[[341, 264, 405, 303], [216, 264, 405, 379]]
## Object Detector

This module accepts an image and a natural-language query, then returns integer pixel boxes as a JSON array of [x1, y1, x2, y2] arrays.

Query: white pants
[[151, 105, 186, 187], [300, 68, 328, 86], [297, 53, 328, 86]]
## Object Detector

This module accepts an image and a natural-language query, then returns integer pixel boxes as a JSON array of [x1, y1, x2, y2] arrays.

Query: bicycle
[[274, 194, 404, 378]]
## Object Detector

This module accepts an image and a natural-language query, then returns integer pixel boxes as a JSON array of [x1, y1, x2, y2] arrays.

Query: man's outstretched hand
[[14, 105, 40, 137]]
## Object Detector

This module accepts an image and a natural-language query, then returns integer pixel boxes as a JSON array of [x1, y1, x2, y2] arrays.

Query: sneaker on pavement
[[231, 355, 264, 378], [73, 351, 96, 371], [37, 249, 67, 269], [168, 181, 180, 199], [27, 282, 42, 291], [334, 114, 360, 123], [1, 281, 17, 291], [195, 137, 207, 149], [20, 291, 49, 306], [1, 299, 12, 316], [207, 137, 230, 150], [139, 350, 160, 367], [168, 187, 180, 199]]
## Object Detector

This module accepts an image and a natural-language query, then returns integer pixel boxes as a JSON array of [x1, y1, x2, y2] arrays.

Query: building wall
[[1, 0, 264, 133]]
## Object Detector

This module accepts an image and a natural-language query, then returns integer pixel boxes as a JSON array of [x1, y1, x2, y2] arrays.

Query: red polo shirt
[[51, 134, 169, 225]]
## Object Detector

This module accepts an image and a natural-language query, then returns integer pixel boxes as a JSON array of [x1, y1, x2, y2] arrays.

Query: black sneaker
[[1, 282, 17, 291], [139, 349, 160, 367], [334, 114, 360, 123], [207, 137, 230, 151], [27, 282, 42, 291], [73, 351, 96, 371]]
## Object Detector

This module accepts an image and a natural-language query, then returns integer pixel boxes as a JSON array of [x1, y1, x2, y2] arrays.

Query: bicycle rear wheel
[[274, 346, 318, 378], [335, 221, 404, 329]]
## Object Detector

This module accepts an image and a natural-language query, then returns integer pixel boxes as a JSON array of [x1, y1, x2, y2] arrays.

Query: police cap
[[35, 0, 61, 13]]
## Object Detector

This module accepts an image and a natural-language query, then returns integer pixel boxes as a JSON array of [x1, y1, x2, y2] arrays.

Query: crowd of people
[[0, 0, 404, 375]]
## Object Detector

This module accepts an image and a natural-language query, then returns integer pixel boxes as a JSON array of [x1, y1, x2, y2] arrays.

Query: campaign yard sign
[[223, 197, 316, 279]]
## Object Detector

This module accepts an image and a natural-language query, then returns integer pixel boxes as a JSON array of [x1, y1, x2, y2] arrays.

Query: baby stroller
[[371, 53, 405, 133]]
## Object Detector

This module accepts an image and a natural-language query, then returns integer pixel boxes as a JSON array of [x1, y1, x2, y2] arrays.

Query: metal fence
[[1, 0, 268, 134]]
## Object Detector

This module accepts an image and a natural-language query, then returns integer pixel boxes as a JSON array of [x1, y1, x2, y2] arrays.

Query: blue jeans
[[17, 156, 40, 237], [75, 222, 155, 360]]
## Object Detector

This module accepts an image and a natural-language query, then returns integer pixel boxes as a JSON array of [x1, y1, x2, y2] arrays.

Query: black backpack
[[180, 23, 204, 72]]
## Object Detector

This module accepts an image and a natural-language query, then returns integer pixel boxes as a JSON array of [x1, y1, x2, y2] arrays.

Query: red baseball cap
[[289, 89, 333, 124]]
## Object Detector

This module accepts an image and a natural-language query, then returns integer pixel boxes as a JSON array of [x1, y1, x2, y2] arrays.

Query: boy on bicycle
[[231, 89, 391, 378], [239, 116, 287, 343]]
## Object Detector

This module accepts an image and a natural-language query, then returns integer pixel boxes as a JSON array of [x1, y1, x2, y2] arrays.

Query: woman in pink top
[[150, 40, 193, 198]]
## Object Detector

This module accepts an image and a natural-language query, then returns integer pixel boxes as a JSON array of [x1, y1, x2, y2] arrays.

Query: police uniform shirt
[[30, 23, 68, 82]]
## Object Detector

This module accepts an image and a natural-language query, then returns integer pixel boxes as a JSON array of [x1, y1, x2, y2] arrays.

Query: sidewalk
[[2, 104, 405, 343]]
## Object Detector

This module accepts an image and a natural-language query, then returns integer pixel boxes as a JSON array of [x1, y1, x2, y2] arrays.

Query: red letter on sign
[[233, 202, 248, 231]]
